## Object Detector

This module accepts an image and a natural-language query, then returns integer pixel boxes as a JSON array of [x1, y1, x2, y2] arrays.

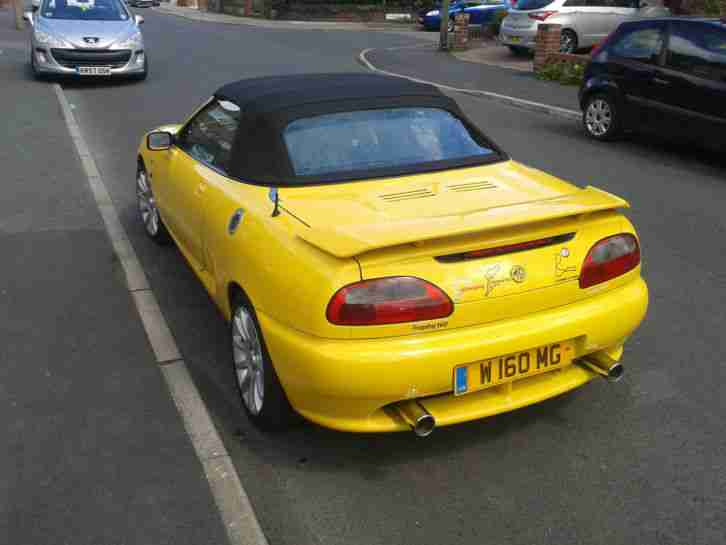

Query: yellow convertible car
[[136, 73, 648, 435]]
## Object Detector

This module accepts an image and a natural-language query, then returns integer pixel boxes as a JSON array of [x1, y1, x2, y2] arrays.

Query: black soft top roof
[[211, 73, 505, 185], [214, 73, 450, 115]]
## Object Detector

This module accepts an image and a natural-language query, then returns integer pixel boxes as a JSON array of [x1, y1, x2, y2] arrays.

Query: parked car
[[135, 73, 647, 434], [580, 17, 726, 147], [24, 0, 148, 80], [422, 0, 510, 32], [128, 0, 155, 7], [417, 2, 440, 25], [500, 0, 669, 54]]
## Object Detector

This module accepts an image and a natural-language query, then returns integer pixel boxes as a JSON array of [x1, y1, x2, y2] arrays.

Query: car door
[[166, 99, 240, 270], [462, 0, 486, 24], [580, 0, 618, 45], [658, 21, 726, 144], [604, 21, 670, 131]]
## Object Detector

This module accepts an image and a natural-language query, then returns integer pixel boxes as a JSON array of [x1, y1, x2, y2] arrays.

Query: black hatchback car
[[579, 18, 726, 149]]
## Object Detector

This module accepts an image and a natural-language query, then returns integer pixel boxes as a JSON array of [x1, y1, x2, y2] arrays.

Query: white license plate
[[77, 66, 112, 76]]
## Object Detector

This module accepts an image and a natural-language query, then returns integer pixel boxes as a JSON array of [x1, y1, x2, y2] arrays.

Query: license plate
[[507, 35, 522, 43], [77, 66, 112, 76], [453, 341, 574, 396]]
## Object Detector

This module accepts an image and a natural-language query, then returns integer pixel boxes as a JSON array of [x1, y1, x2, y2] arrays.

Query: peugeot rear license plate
[[77, 66, 112, 76], [454, 341, 574, 396]]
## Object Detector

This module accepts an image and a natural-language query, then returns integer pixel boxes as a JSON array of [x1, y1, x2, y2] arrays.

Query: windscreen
[[283, 108, 496, 178], [514, 0, 554, 10], [41, 0, 130, 21]]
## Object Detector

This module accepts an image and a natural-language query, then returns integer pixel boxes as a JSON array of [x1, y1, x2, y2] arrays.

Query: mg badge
[[510, 265, 526, 283], [228, 209, 244, 235]]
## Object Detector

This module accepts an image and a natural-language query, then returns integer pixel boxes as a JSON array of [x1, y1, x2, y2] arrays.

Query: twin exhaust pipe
[[392, 353, 624, 437]]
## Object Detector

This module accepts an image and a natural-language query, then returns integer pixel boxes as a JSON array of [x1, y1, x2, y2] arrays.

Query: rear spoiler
[[297, 186, 628, 259]]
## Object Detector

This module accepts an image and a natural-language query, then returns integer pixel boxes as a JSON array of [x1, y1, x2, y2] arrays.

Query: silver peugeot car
[[24, 0, 147, 80]]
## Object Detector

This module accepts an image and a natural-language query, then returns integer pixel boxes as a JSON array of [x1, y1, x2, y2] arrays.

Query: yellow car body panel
[[138, 123, 649, 433]]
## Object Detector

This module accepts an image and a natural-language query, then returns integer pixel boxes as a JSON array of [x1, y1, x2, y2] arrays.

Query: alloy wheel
[[560, 31, 576, 54], [232, 306, 265, 415], [585, 98, 613, 137], [136, 169, 159, 236]]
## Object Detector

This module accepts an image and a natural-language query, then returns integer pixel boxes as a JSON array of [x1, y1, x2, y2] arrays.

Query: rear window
[[283, 108, 496, 178], [514, 0, 555, 10]]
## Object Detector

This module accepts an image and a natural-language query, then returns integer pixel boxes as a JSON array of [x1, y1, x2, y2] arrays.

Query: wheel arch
[[579, 75, 624, 110], [227, 281, 253, 319]]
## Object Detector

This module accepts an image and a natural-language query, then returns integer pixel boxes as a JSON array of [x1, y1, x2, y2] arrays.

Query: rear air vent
[[379, 188, 436, 202], [447, 181, 497, 192]]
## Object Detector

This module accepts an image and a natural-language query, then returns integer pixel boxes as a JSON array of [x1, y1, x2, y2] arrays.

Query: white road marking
[[359, 46, 582, 122], [52, 83, 268, 545]]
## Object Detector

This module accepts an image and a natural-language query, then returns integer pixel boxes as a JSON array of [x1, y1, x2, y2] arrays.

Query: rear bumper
[[260, 276, 648, 433], [499, 22, 538, 49]]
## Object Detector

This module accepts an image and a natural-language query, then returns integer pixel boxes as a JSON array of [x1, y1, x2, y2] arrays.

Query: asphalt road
[[59, 10, 725, 545]]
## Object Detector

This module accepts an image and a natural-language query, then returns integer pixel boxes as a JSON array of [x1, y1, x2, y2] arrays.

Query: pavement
[[452, 39, 534, 72], [0, 9, 229, 545], [364, 43, 579, 112], [4, 6, 726, 545], [154, 4, 434, 35]]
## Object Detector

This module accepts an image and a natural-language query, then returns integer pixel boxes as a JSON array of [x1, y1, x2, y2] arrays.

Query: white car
[[500, 0, 669, 54]]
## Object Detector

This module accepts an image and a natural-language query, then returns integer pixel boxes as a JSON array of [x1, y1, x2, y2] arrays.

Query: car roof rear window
[[282, 108, 497, 180]]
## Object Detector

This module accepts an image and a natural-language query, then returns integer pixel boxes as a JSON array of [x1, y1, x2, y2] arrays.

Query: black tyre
[[230, 294, 296, 431], [560, 29, 578, 54], [135, 163, 171, 244], [508, 45, 530, 57], [582, 93, 621, 142]]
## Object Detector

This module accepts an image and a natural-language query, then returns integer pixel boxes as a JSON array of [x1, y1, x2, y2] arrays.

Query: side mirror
[[23, 11, 34, 25], [147, 131, 173, 151], [135, 14, 144, 25]]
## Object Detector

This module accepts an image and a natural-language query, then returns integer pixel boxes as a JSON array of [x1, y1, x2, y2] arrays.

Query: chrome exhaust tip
[[579, 355, 624, 383], [393, 400, 436, 437], [606, 362, 624, 383]]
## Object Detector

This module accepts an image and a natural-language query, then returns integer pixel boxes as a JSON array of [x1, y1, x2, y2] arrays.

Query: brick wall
[[533, 24, 561, 72], [451, 12, 469, 50]]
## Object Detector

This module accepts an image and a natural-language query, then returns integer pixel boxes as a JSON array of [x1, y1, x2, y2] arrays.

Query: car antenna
[[269, 187, 281, 217]]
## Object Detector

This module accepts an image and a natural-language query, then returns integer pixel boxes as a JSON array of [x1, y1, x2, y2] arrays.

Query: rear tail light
[[579, 234, 640, 289], [591, 28, 618, 57], [327, 277, 453, 326], [528, 10, 557, 20]]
